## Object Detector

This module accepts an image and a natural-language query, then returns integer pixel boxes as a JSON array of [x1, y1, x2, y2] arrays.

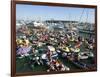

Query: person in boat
[[41, 51, 50, 65], [56, 49, 62, 56], [88, 38, 94, 50], [71, 36, 82, 54], [74, 41, 82, 48], [32, 54, 41, 65], [71, 53, 78, 62], [31, 48, 47, 65], [47, 59, 70, 72], [84, 38, 94, 50], [51, 51, 58, 60], [69, 36, 75, 42]]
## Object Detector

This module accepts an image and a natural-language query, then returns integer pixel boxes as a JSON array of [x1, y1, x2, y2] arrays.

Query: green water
[[16, 32, 95, 73]]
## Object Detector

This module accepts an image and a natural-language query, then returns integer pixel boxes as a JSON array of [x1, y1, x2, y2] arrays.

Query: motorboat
[[78, 51, 94, 60]]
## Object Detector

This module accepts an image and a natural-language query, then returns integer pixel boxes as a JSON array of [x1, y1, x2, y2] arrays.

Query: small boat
[[62, 47, 70, 52], [72, 61, 87, 69], [47, 46, 55, 52], [70, 48, 80, 52], [78, 51, 94, 60]]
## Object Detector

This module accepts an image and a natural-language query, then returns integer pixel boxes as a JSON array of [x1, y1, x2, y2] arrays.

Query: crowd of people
[[16, 25, 95, 72]]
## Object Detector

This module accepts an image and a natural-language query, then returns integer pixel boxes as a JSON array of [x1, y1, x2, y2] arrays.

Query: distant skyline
[[16, 4, 95, 23]]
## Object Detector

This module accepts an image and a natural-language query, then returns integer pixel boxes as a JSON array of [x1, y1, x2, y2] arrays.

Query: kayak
[[48, 46, 55, 52], [70, 48, 80, 52], [70, 38, 75, 42], [74, 48, 80, 52], [62, 47, 70, 52], [16, 39, 23, 45]]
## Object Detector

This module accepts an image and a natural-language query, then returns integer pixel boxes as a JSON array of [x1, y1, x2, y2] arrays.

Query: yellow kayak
[[70, 48, 80, 52], [74, 48, 80, 52], [63, 47, 70, 52], [16, 39, 23, 45], [70, 38, 75, 42]]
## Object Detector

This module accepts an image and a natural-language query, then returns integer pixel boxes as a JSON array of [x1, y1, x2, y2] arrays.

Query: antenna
[[78, 8, 85, 23], [83, 9, 89, 30]]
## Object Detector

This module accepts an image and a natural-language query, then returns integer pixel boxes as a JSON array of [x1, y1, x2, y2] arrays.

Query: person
[[74, 41, 82, 48], [51, 51, 58, 60], [41, 53, 49, 65]]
